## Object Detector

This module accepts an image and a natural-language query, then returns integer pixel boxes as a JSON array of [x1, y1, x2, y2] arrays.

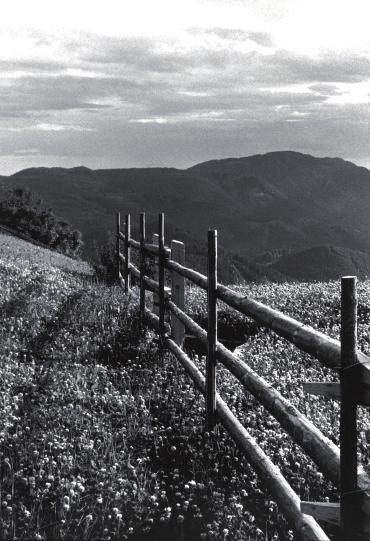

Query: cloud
[[0, 27, 369, 173], [308, 83, 343, 96], [2, 30, 368, 121], [34, 123, 95, 132], [271, 50, 370, 84], [0, 73, 136, 119], [0, 59, 66, 74], [1, 98, 368, 176], [13, 148, 40, 155], [187, 26, 274, 47]]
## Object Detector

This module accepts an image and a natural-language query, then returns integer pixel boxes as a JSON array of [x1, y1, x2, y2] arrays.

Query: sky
[[1, 0, 370, 174]]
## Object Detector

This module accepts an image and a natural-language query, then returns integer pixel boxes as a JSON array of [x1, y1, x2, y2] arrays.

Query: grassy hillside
[[273, 245, 370, 281], [1, 234, 289, 541], [2, 151, 370, 281], [1, 234, 370, 540]]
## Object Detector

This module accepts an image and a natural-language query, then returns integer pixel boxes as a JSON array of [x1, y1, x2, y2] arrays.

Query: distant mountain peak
[[188, 150, 368, 172], [11, 166, 68, 177], [8, 151, 369, 178], [3, 150, 370, 282], [69, 166, 93, 174]]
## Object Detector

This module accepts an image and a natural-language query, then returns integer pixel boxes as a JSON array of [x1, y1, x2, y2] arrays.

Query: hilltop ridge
[[188, 150, 368, 170], [1, 151, 370, 281]]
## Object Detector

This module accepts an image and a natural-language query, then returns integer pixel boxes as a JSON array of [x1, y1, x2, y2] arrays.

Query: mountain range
[[1, 151, 369, 282]]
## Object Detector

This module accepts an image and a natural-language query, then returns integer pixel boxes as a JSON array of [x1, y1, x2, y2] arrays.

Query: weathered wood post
[[139, 213, 146, 324], [206, 229, 217, 430], [158, 213, 165, 346], [152, 233, 159, 315], [340, 275, 359, 539], [170, 240, 185, 346], [116, 212, 121, 283], [124, 214, 131, 292]]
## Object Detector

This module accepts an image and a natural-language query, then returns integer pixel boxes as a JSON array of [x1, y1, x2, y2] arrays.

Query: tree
[[0, 188, 83, 257]]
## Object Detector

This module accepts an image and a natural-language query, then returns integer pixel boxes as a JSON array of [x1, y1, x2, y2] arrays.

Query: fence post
[[139, 213, 146, 324], [340, 276, 359, 539], [152, 233, 159, 315], [206, 229, 217, 430], [124, 214, 131, 292], [116, 212, 121, 283], [170, 240, 185, 346], [158, 213, 165, 346]]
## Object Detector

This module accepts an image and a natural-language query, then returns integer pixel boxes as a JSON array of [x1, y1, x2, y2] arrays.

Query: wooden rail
[[165, 257, 370, 373], [116, 211, 370, 540], [146, 307, 329, 541]]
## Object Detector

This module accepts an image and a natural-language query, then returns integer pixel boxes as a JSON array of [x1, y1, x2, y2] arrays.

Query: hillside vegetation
[[0, 188, 83, 257], [1, 234, 370, 540], [2, 151, 370, 281], [273, 245, 370, 281]]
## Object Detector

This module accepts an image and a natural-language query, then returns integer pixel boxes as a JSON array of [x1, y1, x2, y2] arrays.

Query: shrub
[[0, 188, 83, 257], [94, 233, 143, 286], [94, 235, 118, 285]]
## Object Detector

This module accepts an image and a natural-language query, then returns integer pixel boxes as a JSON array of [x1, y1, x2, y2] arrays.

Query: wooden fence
[[116, 211, 370, 541]]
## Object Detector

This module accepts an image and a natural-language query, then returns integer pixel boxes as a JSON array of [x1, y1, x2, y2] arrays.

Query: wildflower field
[[1, 232, 370, 540]]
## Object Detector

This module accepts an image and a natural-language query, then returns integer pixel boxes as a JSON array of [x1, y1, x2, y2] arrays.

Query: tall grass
[[1, 234, 369, 540]]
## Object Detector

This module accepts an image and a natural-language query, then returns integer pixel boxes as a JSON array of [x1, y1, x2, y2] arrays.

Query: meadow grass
[[1, 233, 369, 540], [186, 281, 370, 495]]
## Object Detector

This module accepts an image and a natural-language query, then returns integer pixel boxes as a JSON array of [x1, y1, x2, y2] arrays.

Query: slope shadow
[[0, 281, 44, 318], [24, 290, 84, 362]]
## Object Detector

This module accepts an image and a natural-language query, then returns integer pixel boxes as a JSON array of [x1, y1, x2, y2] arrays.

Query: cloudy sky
[[1, 0, 369, 174]]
